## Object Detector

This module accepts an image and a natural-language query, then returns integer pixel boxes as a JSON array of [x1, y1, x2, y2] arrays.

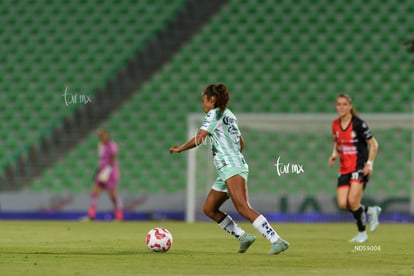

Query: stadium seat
[[11, 0, 410, 201], [1, 0, 187, 189]]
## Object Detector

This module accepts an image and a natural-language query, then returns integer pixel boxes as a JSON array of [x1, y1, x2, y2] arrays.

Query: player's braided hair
[[203, 84, 230, 113]]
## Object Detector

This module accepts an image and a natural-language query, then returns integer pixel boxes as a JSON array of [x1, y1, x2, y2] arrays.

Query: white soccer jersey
[[200, 108, 248, 171]]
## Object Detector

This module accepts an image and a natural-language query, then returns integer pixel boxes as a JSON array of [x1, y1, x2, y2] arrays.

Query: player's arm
[[239, 135, 245, 153], [328, 142, 338, 168], [169, 129, 209, 154], [363, 137, 379, 175]]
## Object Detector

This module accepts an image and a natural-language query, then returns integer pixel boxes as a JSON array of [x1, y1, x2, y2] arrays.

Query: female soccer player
[[85, 129, 123, 221], [169, 84, 289, 254], [328, 94, 381, 242]]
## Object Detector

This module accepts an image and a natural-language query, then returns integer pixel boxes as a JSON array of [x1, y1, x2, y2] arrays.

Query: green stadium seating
[[0, 0, 187, 182], [2, 0, 411, 199]]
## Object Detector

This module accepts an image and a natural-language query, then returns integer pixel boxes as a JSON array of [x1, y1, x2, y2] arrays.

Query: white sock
[[218, 214, 245, 240], [252, 215, 280, 243]]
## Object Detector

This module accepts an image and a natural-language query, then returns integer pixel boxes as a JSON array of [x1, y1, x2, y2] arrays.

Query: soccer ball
[[146, 227, 173, 253]]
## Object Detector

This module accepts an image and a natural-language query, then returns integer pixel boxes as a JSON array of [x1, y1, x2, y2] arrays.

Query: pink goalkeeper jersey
[[98, 141, 119, 178]]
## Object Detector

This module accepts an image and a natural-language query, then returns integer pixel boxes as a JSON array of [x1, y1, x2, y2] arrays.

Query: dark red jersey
[[332, 116, 373, 174]]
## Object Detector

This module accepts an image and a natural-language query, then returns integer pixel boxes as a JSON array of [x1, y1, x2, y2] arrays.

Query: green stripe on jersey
[[200, 108, 248, 171]]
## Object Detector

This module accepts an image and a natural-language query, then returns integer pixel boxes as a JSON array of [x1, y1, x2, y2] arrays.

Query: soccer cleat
[[349, 231, 368, 243], [238, 233, 256, 253], [268, 238, 289, 255], [368, 206, 381, 232], [115, 209, 124, 221]]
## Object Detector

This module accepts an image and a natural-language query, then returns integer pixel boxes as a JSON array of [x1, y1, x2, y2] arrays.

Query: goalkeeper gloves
[[97, 166, 112, 182]]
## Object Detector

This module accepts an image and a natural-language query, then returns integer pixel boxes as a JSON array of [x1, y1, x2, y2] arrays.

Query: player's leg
[[348, 180, 368, 242], [358, 174, 382, 232], [203, 188, 228, 222], [226, 174, 288, 255], [336, 186, 350, 210], [336, 173, 351, 210], [108, 187, 123, 221], [204, 186, 248, 239], [105, 169, 123, 221], [225, 174, 260, 222], [203, 179, 255, 253], [88, 184, 103, 220]]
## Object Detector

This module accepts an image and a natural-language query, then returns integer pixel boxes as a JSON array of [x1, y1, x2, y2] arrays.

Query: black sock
[[361, 204, 368, 214], [352, 207, 366, 232]]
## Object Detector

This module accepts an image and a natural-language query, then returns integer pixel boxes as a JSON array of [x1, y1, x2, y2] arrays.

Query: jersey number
[[351, 172, 359, 180]]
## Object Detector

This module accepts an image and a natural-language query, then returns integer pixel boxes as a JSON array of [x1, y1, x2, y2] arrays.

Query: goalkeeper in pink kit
[[86, 129, 123, 221]]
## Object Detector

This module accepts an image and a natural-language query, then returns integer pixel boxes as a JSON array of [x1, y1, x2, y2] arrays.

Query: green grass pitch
[[0, 221, 413, 275]]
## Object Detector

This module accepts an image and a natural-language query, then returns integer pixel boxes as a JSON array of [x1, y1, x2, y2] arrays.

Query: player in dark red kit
[[328, 94, 380, 243]]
